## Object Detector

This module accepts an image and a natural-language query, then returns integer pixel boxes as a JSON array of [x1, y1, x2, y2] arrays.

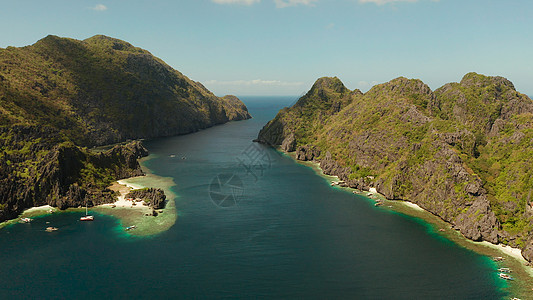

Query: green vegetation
[[0, 34, 250, 147], [258, 73, 533, 251], [0, 35, 250, 222]]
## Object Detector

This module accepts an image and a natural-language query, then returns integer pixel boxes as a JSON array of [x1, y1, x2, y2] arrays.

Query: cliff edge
[[257, 73, 533, 262], [0, 35, 251, 221]]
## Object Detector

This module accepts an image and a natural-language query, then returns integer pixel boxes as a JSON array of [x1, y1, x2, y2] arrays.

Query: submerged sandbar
[[94, 156, 178, 237]]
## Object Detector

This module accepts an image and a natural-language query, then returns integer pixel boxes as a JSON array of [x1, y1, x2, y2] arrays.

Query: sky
[[0, 0, 532, 96]]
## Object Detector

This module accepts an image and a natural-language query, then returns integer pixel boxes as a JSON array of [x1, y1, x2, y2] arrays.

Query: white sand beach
[[478, 241, 529, 264], [23, 204, 56, 214], [102, 179, 151, 210], [399, 201, 425, 212], [93, 161, 179, 236]]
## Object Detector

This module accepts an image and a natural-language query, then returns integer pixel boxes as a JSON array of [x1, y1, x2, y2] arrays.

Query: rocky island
[[0, 35, 251, 223], [256, 73, 533, 262]]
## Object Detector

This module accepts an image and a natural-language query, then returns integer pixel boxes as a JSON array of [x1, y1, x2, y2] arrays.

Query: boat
[[498, 267, 511, 273], [80, 215, 94, 221], [499, 273, 513, 280], [125, 225, 137, 231], [20, 217, 33, 223], [45, 227, 58, 232], [80, 201, 94, 221], [493, 256, 505, 261]]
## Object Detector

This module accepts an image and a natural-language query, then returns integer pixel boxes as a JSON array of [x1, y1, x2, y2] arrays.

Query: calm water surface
[[0, 96, 505, 299]]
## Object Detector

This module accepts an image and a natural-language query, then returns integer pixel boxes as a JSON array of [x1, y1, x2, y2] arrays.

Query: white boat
[[125, 225, 137, 231], [45, 227, 58, 232], [498, 267, 511, 273], [20, 217, 33, 223], [80, 202, 94, 221], [498, 273, 513, 280]]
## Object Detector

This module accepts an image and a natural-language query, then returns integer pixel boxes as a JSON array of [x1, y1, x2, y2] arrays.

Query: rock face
[[257, 73, 533, 262], [295, 145, 321, 161], [0, 126, 149, 221], [0, 35, 251, 222], [0, 34, 251, 147], [126, 188, 166, 209]]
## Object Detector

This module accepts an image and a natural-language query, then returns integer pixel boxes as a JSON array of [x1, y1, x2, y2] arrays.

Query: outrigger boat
[[498, 267, 511, 273], [498, 273, 513, 280]]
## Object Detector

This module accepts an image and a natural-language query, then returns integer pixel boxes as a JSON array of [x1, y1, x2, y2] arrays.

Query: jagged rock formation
[[257, 73, 533, 262], [0, 35, 251, 222], [126, 188, 166, 209], [0, 125, 148, 221]]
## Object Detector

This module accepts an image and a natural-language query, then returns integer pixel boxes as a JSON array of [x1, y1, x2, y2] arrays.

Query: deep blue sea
[[0, 96, 506, 299]]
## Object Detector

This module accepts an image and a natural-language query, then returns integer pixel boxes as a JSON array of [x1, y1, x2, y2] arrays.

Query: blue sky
[[1, 0, 532, 96]]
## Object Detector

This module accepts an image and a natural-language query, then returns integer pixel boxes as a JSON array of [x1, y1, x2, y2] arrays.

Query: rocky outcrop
[[220, 95, 252, 121], [455, 196, 499, 243], [295, 145, 321, 161], [0, 35, 251, 223], [0, 125, 150, 222], [126, 188, 166, 209], [281, 133, 296, 152], [257, 73, 533, 262]]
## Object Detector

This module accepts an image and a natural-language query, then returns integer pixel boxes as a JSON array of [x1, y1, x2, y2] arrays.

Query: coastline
[[0, 205, 59, 229], [93, 155, 178, 237], [285, 149, 533, 298], [1, 155, 178, 237]]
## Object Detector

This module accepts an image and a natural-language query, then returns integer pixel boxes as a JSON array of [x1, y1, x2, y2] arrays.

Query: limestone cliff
[[0, 35, 251, 222], [257, 73, 533, 262], [0, 34, 251, 147]]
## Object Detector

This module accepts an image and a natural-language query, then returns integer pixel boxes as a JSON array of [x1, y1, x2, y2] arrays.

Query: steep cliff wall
[[0, 35, 251, 221], [0, 35, 251, 147], [257, 73, 533, 261], [0, 125, 148, 221]]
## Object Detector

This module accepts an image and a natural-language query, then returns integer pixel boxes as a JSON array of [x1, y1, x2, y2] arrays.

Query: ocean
[[0, 96, 506, 299]]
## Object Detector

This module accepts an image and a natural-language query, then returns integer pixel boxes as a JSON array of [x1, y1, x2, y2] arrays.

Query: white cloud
[[205, 79, 305, 87], [212, 0, 260, 5], [358, 0, 418, 5], [274, 0, 318, 8], [91, 4, 108, 11]]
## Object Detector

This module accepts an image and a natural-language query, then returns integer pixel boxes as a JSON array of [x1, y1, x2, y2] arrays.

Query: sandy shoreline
[[398, 201, 425, 212], [306, 155, 529, 265], [286, 148, 533, 296], [1, 155, 178, 236], [100, 179, 151, 210], [94, 156, 178, 236]]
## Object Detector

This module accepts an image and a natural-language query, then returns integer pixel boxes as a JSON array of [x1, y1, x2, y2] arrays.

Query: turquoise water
[[0, 96, 506, 299]]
